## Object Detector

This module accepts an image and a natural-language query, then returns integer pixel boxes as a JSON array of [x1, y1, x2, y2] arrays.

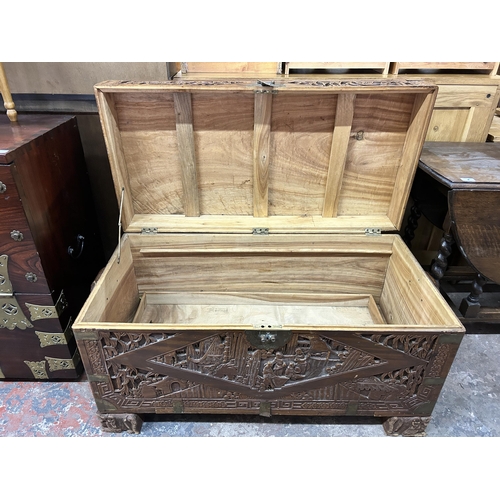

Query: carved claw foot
[[383, 416, 431, 437], [98, 413, 143, 434]]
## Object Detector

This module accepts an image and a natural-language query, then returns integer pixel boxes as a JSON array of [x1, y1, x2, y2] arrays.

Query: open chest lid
[[95, 79, 437, 235]]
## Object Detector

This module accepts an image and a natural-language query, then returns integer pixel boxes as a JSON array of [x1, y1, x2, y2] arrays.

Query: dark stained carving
[[98, 413, 143, 434], [87, 330, 449, 426], [383, 416, 431, 437]]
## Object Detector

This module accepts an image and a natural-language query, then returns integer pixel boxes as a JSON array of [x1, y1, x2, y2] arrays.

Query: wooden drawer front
[[0, 164, 23, 211], [0, 166, 50, 294], [426, 85, 499, 142], [0, 316, 80, 379]]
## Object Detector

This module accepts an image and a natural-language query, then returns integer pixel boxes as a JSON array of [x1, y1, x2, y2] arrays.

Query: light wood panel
[[136, 293, 384, 327], [380, 237, 463, 327], [75, 236, 139, 323], [284, 62, 390, 75], [426, 85, 499, 142], [94, 81, 438, 233], [253, 92, 273, 217], [180, 62, 281, 74], [323, 93, 355, 217], [174, 92, 200, 216], [390, 62, 498, 75]]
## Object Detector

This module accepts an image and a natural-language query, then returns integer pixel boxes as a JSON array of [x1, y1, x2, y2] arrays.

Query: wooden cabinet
[[0, 115, 105, 379], [73, 79, 464, 436], [425, 83, 500, 142]]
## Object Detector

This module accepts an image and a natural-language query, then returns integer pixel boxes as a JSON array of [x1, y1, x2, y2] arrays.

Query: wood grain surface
[[449, 189, 500, 283]]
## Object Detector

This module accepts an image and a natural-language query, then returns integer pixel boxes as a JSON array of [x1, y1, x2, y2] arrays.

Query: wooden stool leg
[[430, 232, 454, 281], [0, 63, 17, 122], [459, 274, 487, 318]]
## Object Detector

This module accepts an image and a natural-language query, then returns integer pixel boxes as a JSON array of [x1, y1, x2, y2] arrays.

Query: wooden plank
[[419, 142, 500, 187], [95, 90, 135, 230], [181, 62, 281, 74], [253, 92, 273, 217], [387, 91, 437, 230], [433, 85, 497, 108], [74, 236, 140, 324], [130, 232, 395, 254], [173, 92, 200, 216], [127, 213, 397, 233], [132, 243, 390, 299], [391, 62, 497, 74], [286, 62, 390, 74], [95, 80, 436, 94], [323, 93, 355, 217], [337, 93, 417, 220], [380, 237, 464, 328]]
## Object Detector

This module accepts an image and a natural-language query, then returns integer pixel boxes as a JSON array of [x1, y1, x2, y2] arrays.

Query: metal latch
[[256, 80, 278, 94], [252, 228, 269, 235], [365, 228, 381, 236], [245, 329, 292, 350], [141, 228, 159, 235]]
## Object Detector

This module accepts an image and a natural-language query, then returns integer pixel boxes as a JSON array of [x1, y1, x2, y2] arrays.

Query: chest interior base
[[133, 292, 386, 327]]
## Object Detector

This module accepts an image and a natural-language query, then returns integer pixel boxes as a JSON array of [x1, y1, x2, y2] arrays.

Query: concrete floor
[[0, 332, 499, 437]]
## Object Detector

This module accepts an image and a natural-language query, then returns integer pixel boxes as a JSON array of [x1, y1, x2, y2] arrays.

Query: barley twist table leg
[[430, 232, 454, 281], [459, 273, 487, 318]]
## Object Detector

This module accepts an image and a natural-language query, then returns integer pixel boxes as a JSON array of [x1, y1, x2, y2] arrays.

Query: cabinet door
[[426, 85, 499, 142]]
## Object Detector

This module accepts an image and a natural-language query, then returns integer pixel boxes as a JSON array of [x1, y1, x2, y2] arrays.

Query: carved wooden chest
[[73, 80, 465, 436]]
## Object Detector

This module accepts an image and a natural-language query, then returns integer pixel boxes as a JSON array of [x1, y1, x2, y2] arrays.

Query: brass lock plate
[[245, 329, 292, 350]]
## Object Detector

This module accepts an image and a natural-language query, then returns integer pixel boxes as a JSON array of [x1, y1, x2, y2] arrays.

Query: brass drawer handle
[[10, 230, 24, 241], [0, 182, 6, 194]]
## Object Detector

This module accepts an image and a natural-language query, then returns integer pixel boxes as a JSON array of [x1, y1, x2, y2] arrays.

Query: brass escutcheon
[[245, 329, 292, 350], [26, 290, 68, 321], [1, 296, 33, 330], [0, 255, 13, 295]]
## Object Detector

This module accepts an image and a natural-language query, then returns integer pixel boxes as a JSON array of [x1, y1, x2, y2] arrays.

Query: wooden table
[[409, 142, 500, 321]]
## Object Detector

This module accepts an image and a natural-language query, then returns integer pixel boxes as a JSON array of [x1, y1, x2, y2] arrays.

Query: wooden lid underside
[[95, 80, 437, 233]]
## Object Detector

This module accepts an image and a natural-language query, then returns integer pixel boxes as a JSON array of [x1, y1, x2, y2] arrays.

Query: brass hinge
[[365, 228, 381, 236], [252, 228, 269, 235], [141, 227, 159, 235], [255, 80, 279, 94]]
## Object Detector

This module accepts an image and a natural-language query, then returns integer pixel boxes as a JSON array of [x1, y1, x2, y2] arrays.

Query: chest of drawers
[[0, 114, 105, 379]]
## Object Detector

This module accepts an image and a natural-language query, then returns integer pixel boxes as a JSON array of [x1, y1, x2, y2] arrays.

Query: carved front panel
[[84, 329, 462, 417]]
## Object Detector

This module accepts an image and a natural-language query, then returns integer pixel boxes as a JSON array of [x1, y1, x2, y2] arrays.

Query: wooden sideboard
[[0, 114, 105, 379]]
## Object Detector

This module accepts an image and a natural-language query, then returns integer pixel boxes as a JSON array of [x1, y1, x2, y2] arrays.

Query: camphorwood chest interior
[[73, 79, 465, 436]]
